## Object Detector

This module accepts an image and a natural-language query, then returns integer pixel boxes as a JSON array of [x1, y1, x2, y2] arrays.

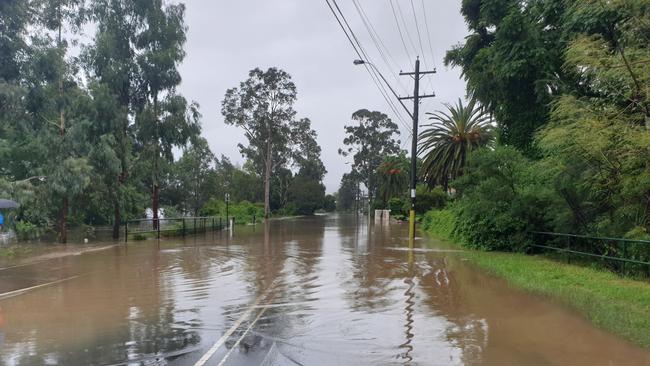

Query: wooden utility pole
[[399, 58, 435, 248]]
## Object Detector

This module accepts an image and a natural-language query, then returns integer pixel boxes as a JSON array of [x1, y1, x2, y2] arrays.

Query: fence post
[[124, 221, 128, 243], [566, 236, 570, 264], [157, 219, 160, 239], [182, 218, 186, 236], [622, 241, 627, 274], [219, 217, 222, 230]]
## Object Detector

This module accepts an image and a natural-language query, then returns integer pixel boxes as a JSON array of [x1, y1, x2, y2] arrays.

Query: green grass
[[421, 210, 650, 349]]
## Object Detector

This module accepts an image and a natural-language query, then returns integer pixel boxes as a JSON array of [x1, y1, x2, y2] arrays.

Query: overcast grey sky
[[176, 1, 469, 193]]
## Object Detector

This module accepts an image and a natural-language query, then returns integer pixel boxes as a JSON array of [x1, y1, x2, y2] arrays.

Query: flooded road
[[0, 215, 648, 365]]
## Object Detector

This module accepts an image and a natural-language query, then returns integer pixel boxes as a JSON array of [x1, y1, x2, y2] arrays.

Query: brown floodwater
[[0, 214, 648, 365]]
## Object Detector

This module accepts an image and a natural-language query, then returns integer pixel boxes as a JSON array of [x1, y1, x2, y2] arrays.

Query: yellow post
[[408, 209, 415, 248]]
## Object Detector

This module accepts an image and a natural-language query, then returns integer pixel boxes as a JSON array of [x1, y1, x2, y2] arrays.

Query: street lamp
[[353, 59, 413, 119]]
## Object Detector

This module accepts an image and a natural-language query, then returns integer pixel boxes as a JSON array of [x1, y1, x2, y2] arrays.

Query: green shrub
[[421, 209, 455, 239], [452, 147, 562, 251], [416, 185, 448, 213], [201, 199, 264, 224], [401, 185, 448, 215], [14, 221, 42, 240], [388, 197, 405, 216]]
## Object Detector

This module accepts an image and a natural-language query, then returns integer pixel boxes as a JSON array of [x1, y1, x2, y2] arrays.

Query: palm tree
[[418, 98, 494, 190], [377, 155, 408, 205]]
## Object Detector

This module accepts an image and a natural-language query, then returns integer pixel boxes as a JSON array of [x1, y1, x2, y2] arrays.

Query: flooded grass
[[424, 233, 650, 349], [0, 245, 33, 260]]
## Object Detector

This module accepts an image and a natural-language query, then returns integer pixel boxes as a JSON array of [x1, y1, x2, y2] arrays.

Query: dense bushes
[[14, 221, 42, 241], [201, 199, 264, 224], [450, 147, 561, 251], [426, 144, 650, 258], [421, 209, 455, 239], [412, 185, 447, 214], [421, 147, 566, 251]]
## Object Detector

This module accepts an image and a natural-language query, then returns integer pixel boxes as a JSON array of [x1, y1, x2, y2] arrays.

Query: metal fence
[[124, 216, 227, 242], [530, 231, 650, 273]]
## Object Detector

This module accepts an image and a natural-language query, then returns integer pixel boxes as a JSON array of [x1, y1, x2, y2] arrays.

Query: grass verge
[[422, 209, 650, 349]]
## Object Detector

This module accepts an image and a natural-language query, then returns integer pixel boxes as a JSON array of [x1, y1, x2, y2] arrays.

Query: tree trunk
[[264, 136, 272, 219], [152, 94, 160, 229], [152, 183, 159, 230], [60, 197, 68, 244], [112, 199, 121, 240], [113, 116, 129, 239]]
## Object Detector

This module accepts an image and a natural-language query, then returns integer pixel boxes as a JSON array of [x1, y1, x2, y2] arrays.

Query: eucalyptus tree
[[174, 137, 217, 216], [83, 0, 140, 238], [337, 172, 360, 212], [29, 0, 90, 242], [133, 1, 200, 228], [338, 109, 401, 206], [0, 0, 32, 178], [288, 160, 326, 215], [222, 67, 297, 219], [291, 118, 327, 180], [0, 0, 31, 85], [418, 98, 494, 190]]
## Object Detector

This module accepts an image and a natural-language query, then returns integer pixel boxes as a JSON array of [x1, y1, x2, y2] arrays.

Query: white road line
[[192, 284, 276, 366], [216, 304, 269, 366], [0, 245, 117, 272], [0, 275, 81, 300]]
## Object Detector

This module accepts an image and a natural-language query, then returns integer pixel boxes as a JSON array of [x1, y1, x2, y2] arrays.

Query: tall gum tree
[[36, 0, 89, 243], [222, 68, 297, 219], [83, 0, 139, 238], [133, 0, 200, 228], [338, 109, 401, 207]]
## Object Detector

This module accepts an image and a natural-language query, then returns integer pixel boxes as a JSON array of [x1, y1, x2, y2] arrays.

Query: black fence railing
[[530, 231, 650, 273], [124, 216, 228, 242]]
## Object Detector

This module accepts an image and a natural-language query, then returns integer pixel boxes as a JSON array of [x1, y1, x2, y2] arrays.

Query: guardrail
[[530, 231, 650, 273], [124, 216, 228, 242]]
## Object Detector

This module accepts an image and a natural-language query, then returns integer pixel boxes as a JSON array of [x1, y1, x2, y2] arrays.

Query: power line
[[351, 0, 408, 94], [388, 0, 412, 63], [325, 0, 396, 113], [420, 0, 437, 69], [409, 0, 429, 71], [325, 0, 412, 133], [394, 0, 418, 59], [409, 0, 435, 99]]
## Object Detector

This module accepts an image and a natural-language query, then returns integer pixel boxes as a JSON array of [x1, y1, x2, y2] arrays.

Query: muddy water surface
[[0, 215, 648, 365]]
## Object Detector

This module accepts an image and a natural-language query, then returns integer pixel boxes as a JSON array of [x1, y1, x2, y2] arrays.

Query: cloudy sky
[[177, 1, 469, 193]]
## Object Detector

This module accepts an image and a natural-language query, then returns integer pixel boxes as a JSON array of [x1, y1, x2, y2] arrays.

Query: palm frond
[[418, 98, 495, 188]]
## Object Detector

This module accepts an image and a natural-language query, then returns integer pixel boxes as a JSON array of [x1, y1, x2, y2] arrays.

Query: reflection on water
[[0, 214, 648, 365]]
